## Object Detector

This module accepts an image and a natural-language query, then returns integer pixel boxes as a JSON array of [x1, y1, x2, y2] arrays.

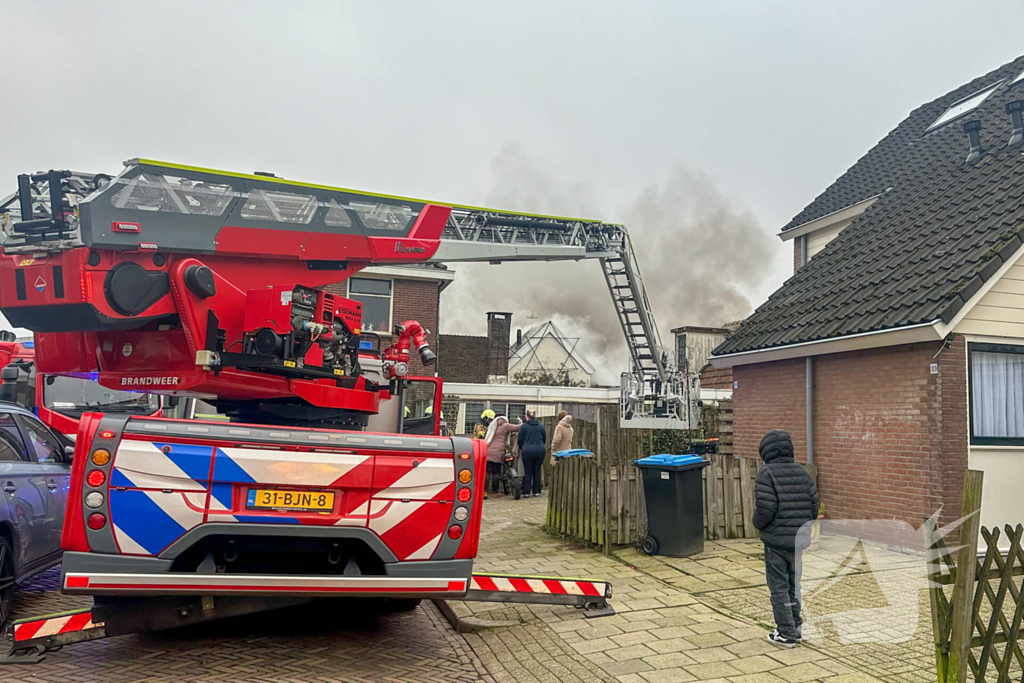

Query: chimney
[[486, 312, 512, 383], [1007, 101, 1024, 147], [962, 119, 983, 165]]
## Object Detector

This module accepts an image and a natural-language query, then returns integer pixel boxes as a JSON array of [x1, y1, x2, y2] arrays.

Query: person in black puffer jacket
[[753, 429, 819, 648], [516, 411, 547, 498]]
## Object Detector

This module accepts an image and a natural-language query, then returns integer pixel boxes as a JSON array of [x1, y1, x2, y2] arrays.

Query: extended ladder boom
[[0, 161, 697, 429], [428, 208, 695, 429]]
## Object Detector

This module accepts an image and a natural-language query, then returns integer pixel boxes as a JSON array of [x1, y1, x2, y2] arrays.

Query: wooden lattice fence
[[927, 470, 1024, 683]]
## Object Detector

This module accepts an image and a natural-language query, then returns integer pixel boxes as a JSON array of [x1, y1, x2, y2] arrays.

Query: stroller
[[499, 450, 523, 500]]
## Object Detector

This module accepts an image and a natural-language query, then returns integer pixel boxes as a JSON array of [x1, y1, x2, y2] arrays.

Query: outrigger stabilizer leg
[[463, 574, 615, 618], [4, 595, 312, 663]]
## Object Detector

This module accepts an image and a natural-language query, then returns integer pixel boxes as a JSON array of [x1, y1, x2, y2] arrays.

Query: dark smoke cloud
[[440, 145, 777, 384]]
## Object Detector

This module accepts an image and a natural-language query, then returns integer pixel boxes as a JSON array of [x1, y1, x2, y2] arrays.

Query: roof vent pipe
[[1007, 101, 1024, 147], [962, 120, 983, 164]]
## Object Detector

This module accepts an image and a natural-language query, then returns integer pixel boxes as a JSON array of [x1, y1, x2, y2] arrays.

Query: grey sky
[[2, 1, 1023, 374]]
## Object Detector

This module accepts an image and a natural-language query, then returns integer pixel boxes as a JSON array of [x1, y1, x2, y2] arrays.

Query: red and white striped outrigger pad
[[12, 609, 102, 644], [470, 574, 610, 598]]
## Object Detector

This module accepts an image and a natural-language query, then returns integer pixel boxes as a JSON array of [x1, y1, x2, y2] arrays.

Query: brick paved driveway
[[4, 568, 484, 683], [456, 493, 883, 683]]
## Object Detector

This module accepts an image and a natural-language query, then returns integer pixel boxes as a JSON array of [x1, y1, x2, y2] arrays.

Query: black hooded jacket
[[752, 430, 820, 549]]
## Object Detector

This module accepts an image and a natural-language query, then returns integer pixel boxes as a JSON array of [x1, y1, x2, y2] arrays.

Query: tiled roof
[[716, 55, 1024, 357]]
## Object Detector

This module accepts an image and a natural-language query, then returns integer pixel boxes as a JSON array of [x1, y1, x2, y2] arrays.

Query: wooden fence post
[[948, 469, 984, 683]]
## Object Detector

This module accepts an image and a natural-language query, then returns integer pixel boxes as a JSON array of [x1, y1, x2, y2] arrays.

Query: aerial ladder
[[0, 162, 697, 429]]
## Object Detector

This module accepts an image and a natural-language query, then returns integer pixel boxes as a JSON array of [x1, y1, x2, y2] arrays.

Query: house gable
[[953, 245, 1024, 338], [714, 54, 1024, 361]]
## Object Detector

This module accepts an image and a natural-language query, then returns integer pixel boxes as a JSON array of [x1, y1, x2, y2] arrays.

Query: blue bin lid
[[635, 454, 705, 467], [554, 448, 593, 458]]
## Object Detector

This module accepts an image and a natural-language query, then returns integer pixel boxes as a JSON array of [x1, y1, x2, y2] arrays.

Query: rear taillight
[[86, 470, 106, 487], [457, 488, 471, 503], [62, 413, 101, 552], [91, 449, 110, 466], [87, 513, 106, 530], [448, 525, 463, 540], [458, 470, 472, 484]]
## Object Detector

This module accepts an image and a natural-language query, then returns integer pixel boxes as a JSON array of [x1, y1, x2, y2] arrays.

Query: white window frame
[[347, 276, 394, 336]]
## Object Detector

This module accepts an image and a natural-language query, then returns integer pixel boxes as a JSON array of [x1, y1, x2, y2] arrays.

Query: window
[[464, 402, 485, 435], [969, 343, 1024, 445], [17, 416, 63, 463], [347, 277, 392, 334], [241, 189, 317, 224], [490, 403, 527, 422], [324, 199, 353, 228], [0, 413, 26, 462], [351, 202, 412, 231], [111, 173, 233, 216], [927, 82, 1003, 132]]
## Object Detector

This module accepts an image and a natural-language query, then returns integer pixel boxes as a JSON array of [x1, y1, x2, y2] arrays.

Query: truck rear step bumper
[[63, 572, 468, 597]]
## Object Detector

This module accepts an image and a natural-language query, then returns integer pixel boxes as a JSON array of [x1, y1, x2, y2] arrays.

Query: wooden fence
[[926, 469, 1024, 683], [542, 401, 818, 551]]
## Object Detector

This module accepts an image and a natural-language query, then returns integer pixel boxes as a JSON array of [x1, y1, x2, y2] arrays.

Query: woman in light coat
[[549, 411, 574, 465]]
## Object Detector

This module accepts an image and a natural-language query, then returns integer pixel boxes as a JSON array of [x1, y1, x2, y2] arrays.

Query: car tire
[[0, 537, 15, 625]]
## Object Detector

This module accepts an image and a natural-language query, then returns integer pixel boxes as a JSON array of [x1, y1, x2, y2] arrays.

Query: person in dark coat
[[753, 429, 819, 648], [516, 410, 547, 498]]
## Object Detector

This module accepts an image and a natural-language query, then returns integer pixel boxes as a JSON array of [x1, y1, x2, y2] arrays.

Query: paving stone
[[685, 632, 738, 648], [729, 655, 785, 674], [727, 673, 788, 683], [639, 667, 697, 682], [606, 644, 660, 661], [726, 638, 783, 658], [571, 637, 617, 655], [773, 662, 835, 682], [599, 659, 655, 676], [619, 620, 661, 633], [612, 631, 660, 647], [641, 652, 698, 669], [687, 646, 739, 664], [767, 648, 829, 666], [685, 661, 745, 679], [646, 637, 699, 654], [578, 624, 628, 639], [652, 625, 697, 640]]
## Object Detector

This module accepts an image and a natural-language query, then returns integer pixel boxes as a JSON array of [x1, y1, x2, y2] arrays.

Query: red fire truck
[[0, 162, 613, 659]]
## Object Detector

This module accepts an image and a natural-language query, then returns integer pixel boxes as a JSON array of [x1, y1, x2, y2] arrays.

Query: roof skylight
[[926, 81, 1003, 132]]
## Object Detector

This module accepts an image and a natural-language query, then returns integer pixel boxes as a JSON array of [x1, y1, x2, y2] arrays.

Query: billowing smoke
[[440, 145, 777, 384]]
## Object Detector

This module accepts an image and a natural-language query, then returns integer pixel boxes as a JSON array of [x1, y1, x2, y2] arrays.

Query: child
[[752, 429, 819, 648]]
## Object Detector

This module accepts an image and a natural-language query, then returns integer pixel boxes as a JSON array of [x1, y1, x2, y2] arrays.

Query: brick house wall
[[325, 277, 441, 377], [699, 364, 734, 390], [436, 335, 489, 383], [732, 336, 969, 528]]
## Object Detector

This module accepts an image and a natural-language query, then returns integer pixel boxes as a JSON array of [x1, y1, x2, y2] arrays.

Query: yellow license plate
[[246, 489, 335, 512]]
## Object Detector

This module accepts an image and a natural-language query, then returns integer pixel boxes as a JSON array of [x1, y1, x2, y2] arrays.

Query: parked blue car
[[0, 403, 72, 623]]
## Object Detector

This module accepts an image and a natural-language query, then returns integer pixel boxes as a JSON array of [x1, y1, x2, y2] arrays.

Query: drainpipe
[[806, 357, 814, 465], [801, 236, 814, 465]]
